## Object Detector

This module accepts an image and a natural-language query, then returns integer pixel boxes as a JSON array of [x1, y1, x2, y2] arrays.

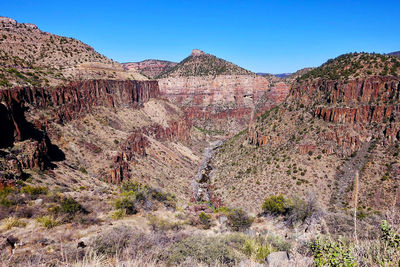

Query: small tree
[[227, 209, 253, 231]]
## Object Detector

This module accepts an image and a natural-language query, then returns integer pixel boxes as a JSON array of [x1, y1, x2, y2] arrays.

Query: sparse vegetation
[[36, 215, 61, 228], [298, 52, 400, 81]]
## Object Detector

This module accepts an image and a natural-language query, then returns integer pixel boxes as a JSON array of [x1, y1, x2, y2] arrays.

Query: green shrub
[[214, 206, 230, 214], [21, 185, 48, 196], [110, 209, 125, 220], [60, 197, 85, 215], [114, 196, 137, 215], [310, 237, 356, 267], [243, 238, 272, 263], [227, 209, 254, 231], [199, 211, 212, 229], [261, 195, 292, 215], [36, 216, 61, 228], [0, 186, 15, 207], [165, 234, 245, 265], [2, 217, 27, 230], [381, 220, 400, 248], [147, 214, 183, 232], [286, 195, 320, 226]]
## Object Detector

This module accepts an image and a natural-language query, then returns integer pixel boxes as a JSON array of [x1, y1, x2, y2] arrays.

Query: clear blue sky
[[2, 0, 400, 73]]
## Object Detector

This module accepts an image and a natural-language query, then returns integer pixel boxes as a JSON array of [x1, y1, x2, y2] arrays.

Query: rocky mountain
[[122, 59, 177, 79], [0, 16, 146, 88], [158, 49, 289, 134], [210, 52, 400, 214], [158, 49, 253, 78]]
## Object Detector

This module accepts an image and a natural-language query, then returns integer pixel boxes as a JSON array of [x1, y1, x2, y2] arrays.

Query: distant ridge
[[122, 59, 177, 79], [158, 49, 254, 78], [388, 51, 400, 58]]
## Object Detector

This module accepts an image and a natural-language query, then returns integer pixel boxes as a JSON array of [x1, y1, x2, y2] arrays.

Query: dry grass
[[2, 217, 26, 230]]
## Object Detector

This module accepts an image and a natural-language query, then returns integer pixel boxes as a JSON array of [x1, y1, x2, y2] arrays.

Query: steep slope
[[0, 79, 207, 203], [158, 49, 288, 134], [122, 59, 177, 79], [0, 16, 146, 88], [211, 52, 400, 213]]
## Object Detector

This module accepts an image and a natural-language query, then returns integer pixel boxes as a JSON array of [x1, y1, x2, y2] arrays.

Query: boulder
[[266, 251, 289, 267]]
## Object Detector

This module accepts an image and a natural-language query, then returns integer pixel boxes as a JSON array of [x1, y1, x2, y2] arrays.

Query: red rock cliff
[[0, 79, 160, 178]]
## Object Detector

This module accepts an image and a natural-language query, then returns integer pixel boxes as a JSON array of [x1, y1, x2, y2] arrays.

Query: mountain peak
[[191, 49, 205, 56]]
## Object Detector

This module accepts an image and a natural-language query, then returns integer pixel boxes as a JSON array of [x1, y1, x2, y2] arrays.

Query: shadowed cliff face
[[0, 80, 165, 184], [0, 79, 160, 126], [0, 79, 201, 196]]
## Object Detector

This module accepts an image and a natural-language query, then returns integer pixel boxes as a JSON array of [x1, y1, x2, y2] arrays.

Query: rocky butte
[[158, 49, 290, 133]]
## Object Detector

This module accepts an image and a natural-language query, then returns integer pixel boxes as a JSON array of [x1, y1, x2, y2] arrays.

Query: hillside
[[122, 59, 177, 79], [0, 16, 146, 88], [211, 52, 400, 219], [298, 52, 400, 81], [158, 49, 253, 78]]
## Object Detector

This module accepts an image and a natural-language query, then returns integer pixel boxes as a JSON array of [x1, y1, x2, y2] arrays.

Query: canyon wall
[[248, 76, 400, 155], [159, 75, 281, 132], [0, 80, 161, 185]]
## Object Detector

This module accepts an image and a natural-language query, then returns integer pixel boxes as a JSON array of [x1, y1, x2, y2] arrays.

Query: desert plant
[[20, 185, 48, 196], [242, 238, 272, 263], [110, 209, 125, 220], [198, 211, 212, 229], [114, 196, 137, 215], [60, 196, 85, 215], [286, 195, 322, 226], [165, 234, 245, 265], [261, 194, 292, 215], [36, 215, 61, 228], [147, 214, 183, 232], [226, 209, 254, 231], [2, 217, 27, 230], [310, 237, 356, 267]]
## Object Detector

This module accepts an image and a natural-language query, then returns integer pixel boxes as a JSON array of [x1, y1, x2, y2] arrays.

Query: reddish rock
[[0, 79, 160, 125], [159, 75, 275, 130], [290, 76, 400, 105], [297, 144, 317, 154], [122, 60, 177, 78], [109, 117, 192, 184], [0, 79, 160, 179]]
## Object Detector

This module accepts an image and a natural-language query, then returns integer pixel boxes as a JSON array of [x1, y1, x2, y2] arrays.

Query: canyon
[[1, 15, 400, 266]]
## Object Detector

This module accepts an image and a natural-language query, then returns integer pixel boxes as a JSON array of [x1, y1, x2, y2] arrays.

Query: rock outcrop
[[159, 75, 276, 132], [0, 79, 160, 127], [290, 76, 400, 105], [109, 118, 192, 184], [0, 79, 160, 184], [250, 76, 400, 153]]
